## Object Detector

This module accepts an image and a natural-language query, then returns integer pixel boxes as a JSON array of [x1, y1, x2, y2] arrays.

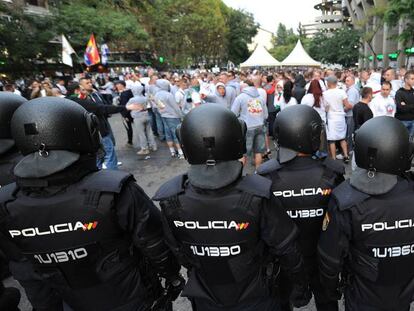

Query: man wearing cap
[[154, 104, 310, 311], [257, 105, 345, 311]]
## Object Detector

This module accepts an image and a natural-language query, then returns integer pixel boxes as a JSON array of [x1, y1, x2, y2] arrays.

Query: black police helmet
[[0, 92, 27, 154], [178, 104, 246, 164], [273, 105, 322, 156], [354, 116, 412, 175], [11, 97, 100, 156]]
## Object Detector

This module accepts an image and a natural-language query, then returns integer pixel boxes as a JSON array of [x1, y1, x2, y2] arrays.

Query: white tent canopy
[[281, 40, 321, 67], [240, 45, 281, 68]]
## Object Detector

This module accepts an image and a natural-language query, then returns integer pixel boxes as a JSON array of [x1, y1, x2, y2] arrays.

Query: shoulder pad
[[332, 180, 370, 211], [322, 158, 345, 175], [78, 170, 133, 194], [153, 175, 187, 201], [0, 183, 17, 204], [236, 174, 271, 199], [256, 159, 283, 176]]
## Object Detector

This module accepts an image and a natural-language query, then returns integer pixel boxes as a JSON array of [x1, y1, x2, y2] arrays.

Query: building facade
[[301, 0, 351, 37], [247, 27, 274, 52], [343, 0, 411, 69]]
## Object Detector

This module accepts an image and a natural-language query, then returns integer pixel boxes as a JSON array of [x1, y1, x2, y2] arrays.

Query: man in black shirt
[[353, 87, 373, 131], [395, 70, 414, 139], [116, 81, 135, 147], [70, 80, 125, 170]]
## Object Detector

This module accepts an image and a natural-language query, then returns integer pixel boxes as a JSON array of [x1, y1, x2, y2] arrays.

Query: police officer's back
[[0, 97, 181, 311], [257, 105, 344, 311], [0, 92, 26, 187], [0, 92, 26, 311], [318, 117, 414, 311], [153, 104, 310, 311]]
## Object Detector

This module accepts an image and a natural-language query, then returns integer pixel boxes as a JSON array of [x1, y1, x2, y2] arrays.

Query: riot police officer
[[0, 97, 182, 311], [0, 92, 26, 187], [0, 92, 26, 311], [153, 104, 310, 311], [318, 116, 414, 311], [257, 104, 344, 311]]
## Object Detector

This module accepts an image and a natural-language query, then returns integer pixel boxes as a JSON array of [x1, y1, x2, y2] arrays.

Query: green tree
[[56, 0, 149, 52], [273, 23, 296, 46], [222, 8, 258, 65], [0, 2, 58, 74], [269, 23, 298, 61], [308, 28, 361, 67], [142, 0, 228, 67], [385, 0, 414, 47]]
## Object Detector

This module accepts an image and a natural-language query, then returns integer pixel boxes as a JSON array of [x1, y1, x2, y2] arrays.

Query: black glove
[[165, 274, 185, 301], [151, 274, 184, 311], [290, 283, 312, 308]]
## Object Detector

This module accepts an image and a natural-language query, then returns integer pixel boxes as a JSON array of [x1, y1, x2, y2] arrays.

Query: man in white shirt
[[324, 76, 353, 162], [369, 81, 396, 118], [383, 68, 402, 98]]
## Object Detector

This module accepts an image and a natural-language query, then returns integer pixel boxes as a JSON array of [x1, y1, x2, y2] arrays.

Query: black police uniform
[[0, 97, 180, 311], [0, 92, 27, 310], [0, 146, 22, 188], [0, 165, 180, 311], [318, 177, 414, 311], [153, 103, 310, 311], [257, 156, 344, 311], [318, 116, 414, 311], [154, 172, 306, 311]]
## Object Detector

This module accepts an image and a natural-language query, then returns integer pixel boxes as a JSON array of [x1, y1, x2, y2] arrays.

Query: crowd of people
[[1, 66, 413, 172]]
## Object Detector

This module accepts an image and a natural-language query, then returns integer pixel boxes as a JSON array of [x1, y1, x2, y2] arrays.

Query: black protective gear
[[319, 177, 414, 311], [0, 169, 180, 311], [154, 173, 306, 310], [11, 97, 100, 156], [258, 156, 344, 311], [177, 104, 246, 164], [273, 104, 322, 157], [0, 92, 27, 155], [354, 116, 413, 175]]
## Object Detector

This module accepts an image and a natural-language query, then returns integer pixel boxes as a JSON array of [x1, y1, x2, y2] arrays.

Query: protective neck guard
[[350, 167, 397, 195]]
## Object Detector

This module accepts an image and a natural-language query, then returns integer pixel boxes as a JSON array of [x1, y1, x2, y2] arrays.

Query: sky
[[222, 0, 320, 33]]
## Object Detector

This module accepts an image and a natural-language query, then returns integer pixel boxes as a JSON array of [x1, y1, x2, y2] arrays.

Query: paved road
[[4, 114, 414, 310]]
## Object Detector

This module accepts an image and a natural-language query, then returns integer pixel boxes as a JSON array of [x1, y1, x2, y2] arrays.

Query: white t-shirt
[[369, 95, 396, 118], [324, 88, 348, 115], [301, 93, 327, 123], [279, 97, 298, 111]]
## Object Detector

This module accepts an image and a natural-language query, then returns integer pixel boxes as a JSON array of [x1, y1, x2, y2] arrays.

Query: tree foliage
[[308, 28, 361, 67], [269, 23, 299, 61], [384, 0, 414, 47], [0, 0, 261, 72], [56, 0, 149, 51], [223, 8, 258, 65], [0, 2, 58, 73]]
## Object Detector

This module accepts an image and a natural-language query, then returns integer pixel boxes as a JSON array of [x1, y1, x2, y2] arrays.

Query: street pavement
[[4, 114, 414, 310]]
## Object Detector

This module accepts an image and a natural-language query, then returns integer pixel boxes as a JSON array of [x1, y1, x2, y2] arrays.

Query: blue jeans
[[97, 135, 118, 170], [153, 108, 165, 141], [402, 120, 414, 141], [161, 117, 181, 144]]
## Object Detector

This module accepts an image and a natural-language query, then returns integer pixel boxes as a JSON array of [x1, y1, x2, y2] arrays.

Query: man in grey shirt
[[345, 75, 360, 152]]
